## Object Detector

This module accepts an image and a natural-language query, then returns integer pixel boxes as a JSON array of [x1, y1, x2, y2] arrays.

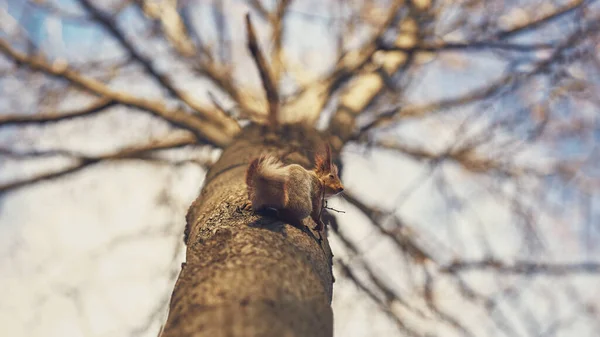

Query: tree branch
[[327, 1, 430, 141], [422, 269, 476, 337], [76, 0, 237, 131], [358, 16, 600, 135], [378, 40, 554, 53], [336, 260, 425, 337], [131, 1, 254, 120], [368, 139, 555, 178], [270, 0, 292, 87], [246, 13, 279, 127], [133, 0, 196, 57], [342, 192, 436, 263], [0, 39, 236, 147], [0, 134, 199, 193], [441, 259, 600, 275], [281, 0, 404, 126], [0, 98, 116, 126], [495, 0, 588, 39], [246, 0, 270, 20]]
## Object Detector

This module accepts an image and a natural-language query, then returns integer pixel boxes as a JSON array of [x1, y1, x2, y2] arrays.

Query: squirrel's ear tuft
[[315, 143, 333, 173], [315, 153, 327, 174]]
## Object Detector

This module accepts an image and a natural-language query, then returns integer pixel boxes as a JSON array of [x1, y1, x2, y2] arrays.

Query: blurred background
[[1, 0, 600, 336]]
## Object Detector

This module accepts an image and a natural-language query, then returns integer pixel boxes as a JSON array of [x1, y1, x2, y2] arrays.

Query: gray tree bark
[[161, 125, 335, 337]]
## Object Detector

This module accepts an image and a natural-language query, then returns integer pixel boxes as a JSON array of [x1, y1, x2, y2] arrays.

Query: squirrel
[[245, 145, 344, 231]]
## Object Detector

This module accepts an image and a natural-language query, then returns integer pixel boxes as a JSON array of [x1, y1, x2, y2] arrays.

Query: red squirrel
[[245, 145, 344, 231]]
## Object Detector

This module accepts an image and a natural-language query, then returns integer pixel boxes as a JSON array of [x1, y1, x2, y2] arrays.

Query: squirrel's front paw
[[240, 202, 253, 212]]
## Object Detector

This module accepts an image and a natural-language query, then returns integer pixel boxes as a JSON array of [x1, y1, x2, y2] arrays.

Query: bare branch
[[134, 0, 196, 57], [76, 0, 237, 130], [360, 17, 600, 134], [369, 139, 554, 178], [0, 39, 235, 147], [0, 98, 115, 126], [245, 13, 279, 127], [451, 275, 529, 337], [0, 134, 199, 193], [378, 40, 554, 53], [281, 0, 404, 126], [270, 0, 292, 86], [495, 0, 587, 39], [336, 260, 425, 337], [329, 0, 404, 81], [132, 0, 251, 117], [441, 259, 600, 275], [327, 1, 429, 140], [423, 270, 476, 337], [342, 191, 437, 264], [246, 0, 270, 20]]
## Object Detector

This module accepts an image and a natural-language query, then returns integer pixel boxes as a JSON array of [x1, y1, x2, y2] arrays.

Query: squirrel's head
[[315, 144, 344, 196]]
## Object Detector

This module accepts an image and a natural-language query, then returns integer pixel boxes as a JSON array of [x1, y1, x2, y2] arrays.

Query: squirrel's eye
[[329, 174, 334, 178]]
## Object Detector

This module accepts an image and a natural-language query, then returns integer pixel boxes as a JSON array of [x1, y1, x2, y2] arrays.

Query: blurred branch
[[327, 1, 430, 140], [270, 0, 292, 86], [0, 98, 116, 126], [355, 76, 508, 135], [76, 0, 238, 131], [0, 147, 84, 159], [0, 38, 234, 147], [422, 269, 476, 337], [495, 0, 588, 39], [0, 133, 197, 160], [370, 139, 553, 178], [334, 209, 476, 336], [378, 40, 554, 53], [360, 16, 600, 134], [442, 259, 600, 275], [132, 1, 247, 115], [284, 0, 404, 125], [329, 1, 403, 82], [331, 224, 419, 314], [134, 0, 196, 57], [0, 134, 201, 193], [246, 0, 270, 20], [452, 275, 529, 337], [336, 260, 424, 337], [246, 14, 279, 126], [342, 191, 436, 264]]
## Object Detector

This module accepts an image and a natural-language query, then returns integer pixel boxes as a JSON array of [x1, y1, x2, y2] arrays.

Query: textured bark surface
[[161, 125, 335, 337]]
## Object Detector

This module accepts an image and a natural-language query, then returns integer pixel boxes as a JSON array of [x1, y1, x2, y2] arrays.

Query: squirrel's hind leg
[[311, 213, 325, 232]]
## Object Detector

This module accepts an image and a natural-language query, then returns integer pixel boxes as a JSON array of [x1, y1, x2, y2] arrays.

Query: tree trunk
[[161, 125, 335, 337]]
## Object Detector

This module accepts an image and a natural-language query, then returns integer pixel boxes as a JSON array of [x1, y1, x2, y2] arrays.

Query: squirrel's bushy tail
[[246, 155, 288, 210]]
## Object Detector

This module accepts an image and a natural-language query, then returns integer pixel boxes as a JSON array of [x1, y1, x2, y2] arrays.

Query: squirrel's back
[[246, 155, 314, 219]]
